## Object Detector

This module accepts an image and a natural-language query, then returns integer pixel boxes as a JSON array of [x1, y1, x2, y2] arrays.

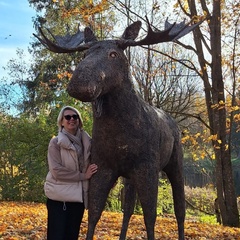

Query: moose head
[[34, 17, 202, 103]]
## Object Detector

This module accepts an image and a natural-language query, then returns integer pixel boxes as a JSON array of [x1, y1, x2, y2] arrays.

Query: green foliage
[[27, 0, 116, 118], [0, 114, 51, 202], [0, 103, 93, 202], [104, 178, 175, 215], [134, 200, 143, 215], [105, 179, 124, 212], [104, 179, 220, 225], [198, 214, 217, 224], [157, 179, 174, 215]]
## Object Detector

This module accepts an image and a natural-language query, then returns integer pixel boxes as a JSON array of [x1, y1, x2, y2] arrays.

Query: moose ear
[[84, 27, 97, 43], [121, 21, 142, 40]]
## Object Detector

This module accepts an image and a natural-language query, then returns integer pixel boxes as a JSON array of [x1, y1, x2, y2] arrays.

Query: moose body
[[35, 18, 203, 239], [68, 40, 185, 240]]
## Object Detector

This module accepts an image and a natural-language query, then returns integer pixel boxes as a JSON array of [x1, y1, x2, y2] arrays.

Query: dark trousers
[[47, 198, 85, 240]]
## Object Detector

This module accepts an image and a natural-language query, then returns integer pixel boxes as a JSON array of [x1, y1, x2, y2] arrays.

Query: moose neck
[[92, 75, 141, 120]]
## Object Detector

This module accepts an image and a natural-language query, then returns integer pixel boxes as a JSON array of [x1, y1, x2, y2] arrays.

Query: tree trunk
[[209, 0, 239, 227], [186, 0, 239, 226]]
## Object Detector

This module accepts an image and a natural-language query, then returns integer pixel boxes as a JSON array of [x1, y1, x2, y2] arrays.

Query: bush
[[199, 214, 217, 224], [105, 178, 221, 225], [157, 179, 174, 215], [105, 178, 175, 215], [105, 179, 124, 212], [185, 185, 217, 215]]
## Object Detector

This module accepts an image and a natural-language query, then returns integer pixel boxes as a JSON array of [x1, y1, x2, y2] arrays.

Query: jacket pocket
[[44, 181, 83, 202]]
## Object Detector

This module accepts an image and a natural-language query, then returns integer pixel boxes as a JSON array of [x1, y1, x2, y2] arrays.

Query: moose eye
[[109, 51, 118, 58]]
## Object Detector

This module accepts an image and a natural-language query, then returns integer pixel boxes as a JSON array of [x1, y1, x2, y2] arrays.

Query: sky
[[0, 0, 36, 79]]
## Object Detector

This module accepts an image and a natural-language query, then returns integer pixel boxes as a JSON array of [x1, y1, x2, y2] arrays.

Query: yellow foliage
[[211, 103, 218, 109], [57, 71, 72, 80], [1, 201, 240, 239], [195, 133, 201, 138], [173, 2, 179, 8], [193, 153, 199, 161], [200, 152, 206, 159], [209, 134, 218, 141], [234, 113, 240, 121], [58, 0, 109, 20], [181, 135, 189, 144], [231, 105, 240, 111]]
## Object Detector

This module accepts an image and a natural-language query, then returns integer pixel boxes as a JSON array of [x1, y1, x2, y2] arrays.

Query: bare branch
[[169, 111, 212, 130], [177, 0, 191, 17], [141, 45, 203, 79]]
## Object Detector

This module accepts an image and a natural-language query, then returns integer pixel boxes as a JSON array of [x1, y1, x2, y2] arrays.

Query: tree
[[0, 112, 50, 201], [131, 47, 201, 124], [174, 0, 240, 226], [27, 0, 116, 115]]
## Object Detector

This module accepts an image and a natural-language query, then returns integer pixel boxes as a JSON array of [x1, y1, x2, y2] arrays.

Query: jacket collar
[[57, 131, 75, 150]]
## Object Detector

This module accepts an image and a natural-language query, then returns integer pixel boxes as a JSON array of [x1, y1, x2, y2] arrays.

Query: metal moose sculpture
[[35, 17, 202, 240]]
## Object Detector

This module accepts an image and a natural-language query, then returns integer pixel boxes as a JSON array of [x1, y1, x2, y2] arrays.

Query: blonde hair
[[57, 106, 83, 132]]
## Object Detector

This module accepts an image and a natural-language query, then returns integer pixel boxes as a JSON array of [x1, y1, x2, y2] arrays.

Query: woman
[[44, 106, 98, 240]]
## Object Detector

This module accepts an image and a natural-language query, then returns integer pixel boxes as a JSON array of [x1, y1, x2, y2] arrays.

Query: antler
[[34, 17, 204, 53], [119, 16, 204, 49], [33, 26, 97, 53]]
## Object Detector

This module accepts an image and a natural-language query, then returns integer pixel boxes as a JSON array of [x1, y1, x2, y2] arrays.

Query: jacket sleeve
[[47, 137, 87, 182]]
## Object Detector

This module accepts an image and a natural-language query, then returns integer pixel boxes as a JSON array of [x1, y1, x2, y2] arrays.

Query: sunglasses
[[64, 114, 79, 120]]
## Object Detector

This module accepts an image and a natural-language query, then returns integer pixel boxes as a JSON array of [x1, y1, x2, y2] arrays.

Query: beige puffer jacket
[[44, 130, 91, 208]]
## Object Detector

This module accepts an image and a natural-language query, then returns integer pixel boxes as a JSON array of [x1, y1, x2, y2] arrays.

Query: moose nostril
[[100, 71, 106, 81]]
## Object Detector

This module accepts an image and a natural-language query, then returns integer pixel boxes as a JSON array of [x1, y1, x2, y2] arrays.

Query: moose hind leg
[[135, 170, 158, 240], [119, 178, 136, 240], [164, 161, 185, 240]]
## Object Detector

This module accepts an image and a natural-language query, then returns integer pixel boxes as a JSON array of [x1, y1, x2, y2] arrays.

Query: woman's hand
[[85, 164, 98, 179]]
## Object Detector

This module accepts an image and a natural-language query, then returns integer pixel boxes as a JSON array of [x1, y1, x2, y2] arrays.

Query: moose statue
[[35, 17, 202, 240]]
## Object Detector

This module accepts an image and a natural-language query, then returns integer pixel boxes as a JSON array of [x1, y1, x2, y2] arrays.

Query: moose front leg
[[119, 178, 137, 240], [86, 169, 118, 240]]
